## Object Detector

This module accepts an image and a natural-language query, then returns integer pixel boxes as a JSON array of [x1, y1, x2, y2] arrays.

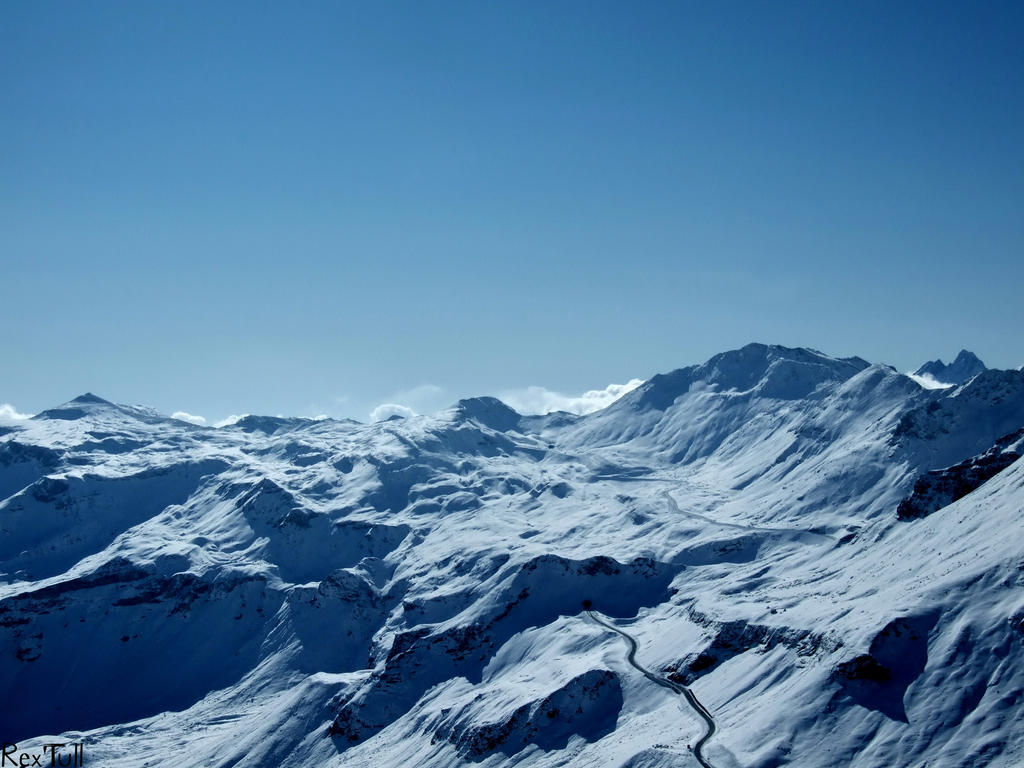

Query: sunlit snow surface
[[2, 344, 1023, 767]]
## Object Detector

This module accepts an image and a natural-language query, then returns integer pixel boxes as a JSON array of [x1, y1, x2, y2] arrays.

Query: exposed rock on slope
[[897, 429, 1023, 520]]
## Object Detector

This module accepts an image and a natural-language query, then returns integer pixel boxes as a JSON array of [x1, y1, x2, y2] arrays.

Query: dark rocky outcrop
[[664, 608, 843, 686], [897, 429, 1023, 520]]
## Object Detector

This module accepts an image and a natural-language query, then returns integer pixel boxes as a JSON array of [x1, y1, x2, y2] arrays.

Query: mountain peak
[[953, 349, 984, 367], [623, 344, 870, 411], [70, 392, 112, 405], [32, 393, 117, 421], [453, 397, 521, 432], [914, 350, 986, 385], [229, 415, 314, 434]]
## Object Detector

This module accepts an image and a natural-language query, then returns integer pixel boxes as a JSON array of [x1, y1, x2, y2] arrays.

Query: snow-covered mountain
[[2, 344, 1023, 768]]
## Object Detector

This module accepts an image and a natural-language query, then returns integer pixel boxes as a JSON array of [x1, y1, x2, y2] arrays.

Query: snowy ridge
[[1, 344, 1023, 767]]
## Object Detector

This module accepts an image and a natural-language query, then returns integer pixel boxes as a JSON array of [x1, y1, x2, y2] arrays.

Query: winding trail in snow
[[660, 489, 832, 545], [586, 610, 717, 768]]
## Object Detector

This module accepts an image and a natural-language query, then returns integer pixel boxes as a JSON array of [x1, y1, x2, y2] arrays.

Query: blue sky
[[3, 1, 1023, 423]]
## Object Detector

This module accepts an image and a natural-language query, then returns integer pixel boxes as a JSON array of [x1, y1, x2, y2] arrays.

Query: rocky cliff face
[[897, 429, 1023, 520]]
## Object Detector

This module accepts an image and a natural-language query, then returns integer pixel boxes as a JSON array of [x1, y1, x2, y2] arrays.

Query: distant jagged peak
[[953, 349, 984, 366], [451, 396, 521, 432], [619, 343, 870, 411], [914, 350, 986, 386]]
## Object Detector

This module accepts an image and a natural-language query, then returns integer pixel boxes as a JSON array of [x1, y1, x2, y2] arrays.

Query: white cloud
[[393, 384, 444, 409], [906, 372, 954, 390], [171, 411, 207, 426], [370, 403, 417, 422], [498, 379, 645, 416], [0, 403, 32, 420], [214, 414, 247, 428], [368, 383, 444, 423]]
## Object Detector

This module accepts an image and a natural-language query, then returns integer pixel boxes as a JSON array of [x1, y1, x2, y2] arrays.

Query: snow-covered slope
[[2, 344, 1022, 768]]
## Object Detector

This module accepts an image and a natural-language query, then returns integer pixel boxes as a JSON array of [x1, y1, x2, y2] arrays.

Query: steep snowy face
[[556, 345, 873, 465], [614, 343, 870, 413], [2, 345, 1023, 768], [914, 349, 987, 385]]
